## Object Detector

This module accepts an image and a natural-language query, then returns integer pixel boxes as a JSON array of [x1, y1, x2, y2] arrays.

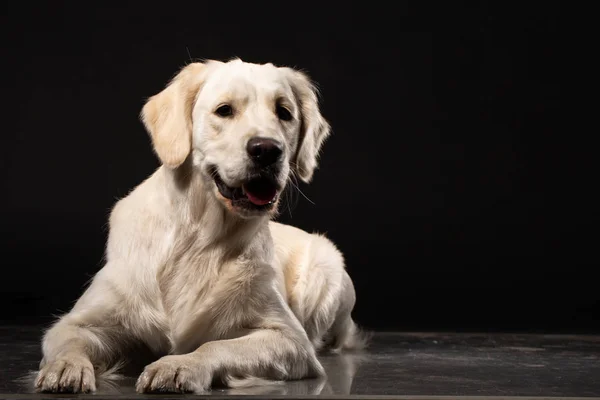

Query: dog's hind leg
[[288, 234, 368, 353], [324, 271, 370, 352]]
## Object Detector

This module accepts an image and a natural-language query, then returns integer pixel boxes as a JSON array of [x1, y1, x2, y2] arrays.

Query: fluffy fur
[[33, 58, 366, 394]]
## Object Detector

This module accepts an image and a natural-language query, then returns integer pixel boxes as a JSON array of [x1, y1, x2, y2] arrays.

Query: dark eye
[[276, 105, 293, 121], [215, 104, 233, 117]]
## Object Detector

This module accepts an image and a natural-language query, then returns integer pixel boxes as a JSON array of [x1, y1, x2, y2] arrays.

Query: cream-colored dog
[[34, 58, 365, 394]]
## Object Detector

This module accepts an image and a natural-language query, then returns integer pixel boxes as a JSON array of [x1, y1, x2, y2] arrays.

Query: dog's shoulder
[[109, 168, 169, 225], [105, 167, 176, 263]]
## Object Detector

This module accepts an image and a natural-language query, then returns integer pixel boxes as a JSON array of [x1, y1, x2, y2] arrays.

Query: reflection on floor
[[1, 326, 599, 398]]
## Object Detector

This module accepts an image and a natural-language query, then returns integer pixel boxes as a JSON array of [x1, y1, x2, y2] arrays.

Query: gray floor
[[1, 326, 599, 399]]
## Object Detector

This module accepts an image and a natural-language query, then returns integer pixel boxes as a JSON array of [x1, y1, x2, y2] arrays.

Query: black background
[[2, 2, 595, 333]]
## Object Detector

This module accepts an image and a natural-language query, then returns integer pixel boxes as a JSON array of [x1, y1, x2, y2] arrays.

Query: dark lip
[[210, 167, 280, 211]]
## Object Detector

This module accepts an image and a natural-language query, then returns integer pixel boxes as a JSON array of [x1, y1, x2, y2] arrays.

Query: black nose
[[246, 137, 283, 167]]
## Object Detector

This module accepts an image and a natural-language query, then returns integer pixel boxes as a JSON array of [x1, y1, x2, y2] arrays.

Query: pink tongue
[[244, 186, 277, 206]]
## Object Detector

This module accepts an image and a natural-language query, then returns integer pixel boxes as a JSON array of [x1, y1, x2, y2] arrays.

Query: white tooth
[[241, 185, 246, 195]]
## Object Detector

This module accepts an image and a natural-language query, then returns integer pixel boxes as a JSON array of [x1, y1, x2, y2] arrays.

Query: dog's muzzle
[[210, 137, 284, 212], [214, 173, 279, 206]]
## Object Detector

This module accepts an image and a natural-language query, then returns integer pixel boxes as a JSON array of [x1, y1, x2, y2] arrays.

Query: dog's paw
[[34, 357, 96, 393], [135, 354, 211, 394]]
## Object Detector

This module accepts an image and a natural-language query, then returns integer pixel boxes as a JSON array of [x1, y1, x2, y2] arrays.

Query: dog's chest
[[157, 245, 249, 353], [160, 245, 221, 313]]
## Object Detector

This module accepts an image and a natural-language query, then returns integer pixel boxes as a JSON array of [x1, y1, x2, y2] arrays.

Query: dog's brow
[[274, 93, 294, 107]]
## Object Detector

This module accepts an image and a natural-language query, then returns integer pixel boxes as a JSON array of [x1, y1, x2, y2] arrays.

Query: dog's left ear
[[284, 69, 332, 183], [141, 62, 209, 169]]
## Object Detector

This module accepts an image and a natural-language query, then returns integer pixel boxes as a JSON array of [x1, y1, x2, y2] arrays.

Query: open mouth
[[212, 170, 279, 211]]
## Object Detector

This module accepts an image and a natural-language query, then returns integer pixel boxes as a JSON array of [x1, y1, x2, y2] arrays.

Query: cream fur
[[34, 58, 365, 394]]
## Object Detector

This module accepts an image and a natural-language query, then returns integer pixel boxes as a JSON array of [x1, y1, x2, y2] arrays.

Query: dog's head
[[141, 59, 330, 219]]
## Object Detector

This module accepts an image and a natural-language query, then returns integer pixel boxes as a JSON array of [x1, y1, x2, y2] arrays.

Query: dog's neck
[[160, 160, 269, 248]]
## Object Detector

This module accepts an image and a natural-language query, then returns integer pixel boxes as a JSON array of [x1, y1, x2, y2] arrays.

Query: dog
[[34, 58, 365, 394]]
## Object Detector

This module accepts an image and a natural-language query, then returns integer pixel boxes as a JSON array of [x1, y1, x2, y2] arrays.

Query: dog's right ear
[[141, 62, 209, 168]]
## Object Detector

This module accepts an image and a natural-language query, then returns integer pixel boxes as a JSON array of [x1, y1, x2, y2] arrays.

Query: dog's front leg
[[34, 262, 143, 393], [136, 324, 324, 394], [35, 303, 127, 393]]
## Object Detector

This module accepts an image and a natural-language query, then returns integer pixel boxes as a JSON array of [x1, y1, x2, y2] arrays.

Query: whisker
[[289, 170, 300, 207], [284, 185, 293, 218], [287, 171, 301, 211], [288, 170, 315, 205]]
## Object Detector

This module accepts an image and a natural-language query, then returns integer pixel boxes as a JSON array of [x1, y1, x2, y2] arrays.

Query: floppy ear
[[141, 62, 208, 168], [284, 69, 332, 183]]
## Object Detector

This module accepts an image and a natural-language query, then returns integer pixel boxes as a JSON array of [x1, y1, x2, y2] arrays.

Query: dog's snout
[[246, 137, 283, 167]]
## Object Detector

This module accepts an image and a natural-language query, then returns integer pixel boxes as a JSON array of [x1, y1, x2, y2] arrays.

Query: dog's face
[[141, 59, 331, 219], [192, 61, 301, 217]]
